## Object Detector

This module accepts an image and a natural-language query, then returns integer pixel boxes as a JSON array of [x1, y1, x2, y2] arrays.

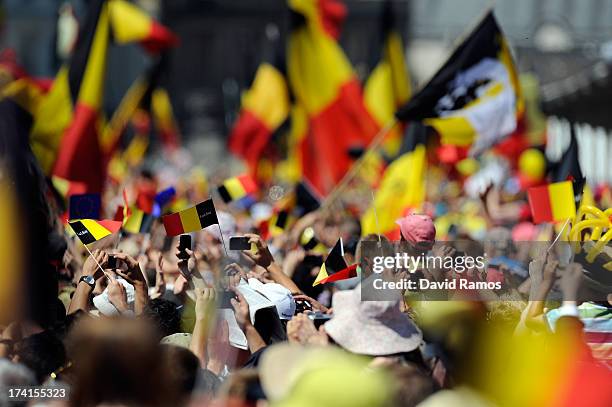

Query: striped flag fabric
[[108, 0, 178, 53], [162, 199, 219, 236], [287, 0, 379, 195], [313, 238, 357, 286], [30, 0, 177, 192], [217, 174, 258, 203], [527, 181, 576, 224], [123, 207, 155, 234], [69, 219, 122, 245], [364, 0, 412, 157]]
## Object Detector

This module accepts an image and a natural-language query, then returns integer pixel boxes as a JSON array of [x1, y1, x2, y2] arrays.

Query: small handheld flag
[[162, 199, 219, 236], [69, 219, 122, 245], [217, 174, 257, 203], [313, 238, 358, 286], [123, 208, 155, 234], [527, 181, 576, 224], [69, 194, 101, 220]]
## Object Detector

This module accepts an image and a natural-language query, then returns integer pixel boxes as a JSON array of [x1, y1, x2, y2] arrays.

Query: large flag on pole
[[287, 0, 379, 195], [395, 12, 522, 155], [30, 0, 177, 192], [228, 32, 290, 178], [361, 124, 427, 236], [364, 0, 412, 157]]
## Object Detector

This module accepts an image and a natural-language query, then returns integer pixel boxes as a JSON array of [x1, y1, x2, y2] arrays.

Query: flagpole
[[217, 224, 228, 257], [83, 243, 111, 281], [547, 218, 571, 253], [321, 119, 398, 210]]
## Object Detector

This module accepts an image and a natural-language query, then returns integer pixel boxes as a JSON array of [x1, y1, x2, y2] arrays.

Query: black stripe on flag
[[195, 199, 219, 229], [70, 221, 96, 245], [217, 185, 232, 204], [275, 210, 289, 229]]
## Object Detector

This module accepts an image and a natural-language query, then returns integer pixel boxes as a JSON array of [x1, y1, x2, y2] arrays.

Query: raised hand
[[241, 233, 274, 269], [107, 275, 129, 313]]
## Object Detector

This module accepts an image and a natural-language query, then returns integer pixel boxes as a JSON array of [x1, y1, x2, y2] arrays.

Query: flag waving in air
[[527, 181, 576, 224], [228, 28, 290, 179], [361, 124, 427, 236], [287, 0, 379, 195], [395, 12, 522, 155], [313, 238, 358, 286], [30, 0, 178, 192], [162, 199, 219, 236], [69, 219, 122, 245], [364, 0, 412, 157]]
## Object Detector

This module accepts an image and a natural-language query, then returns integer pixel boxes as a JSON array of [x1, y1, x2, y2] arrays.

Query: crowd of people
[[1, 132, 612, 407]]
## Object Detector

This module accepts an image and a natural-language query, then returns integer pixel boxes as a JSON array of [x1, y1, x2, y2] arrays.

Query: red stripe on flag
[[527, 185, 554, 224], [304, 79, 379, 195], [53, 103, 105, 193], [143, 22, 179, 53], [237, 174, 258, 194], [228, 110, 272, 169], [318, 264, 358, 284], [98, 220, 122, 233], [162, 212, 184, 236]]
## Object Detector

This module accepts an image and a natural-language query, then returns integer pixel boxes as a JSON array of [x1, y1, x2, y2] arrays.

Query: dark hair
[[144, 298, 182, 339], [15, 331, 66, 384], [292, 255, 324, 299], [160, 345, 199, 396]]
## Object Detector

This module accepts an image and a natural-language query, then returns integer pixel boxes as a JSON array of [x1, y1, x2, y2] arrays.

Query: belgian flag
[[228, 32, 290, 178], [395, 12, 522, 155], [69, 219, 122, 245], [527, 181, 576, 224], [103, 56, 179, 157], [364, 0, 412, 157], [123, 207, 155, 234], [108, 0, 178, 52], [217, 174, 258, 203], [287, 0, 379, 195], [30, 0, 178, 193], [313, 238, 358, 286], [162, 199, 219, 236], [361, 124, 427, 236]]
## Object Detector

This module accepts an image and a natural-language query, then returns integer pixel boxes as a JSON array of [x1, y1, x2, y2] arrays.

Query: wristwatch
[[79, 275, 96, 289]]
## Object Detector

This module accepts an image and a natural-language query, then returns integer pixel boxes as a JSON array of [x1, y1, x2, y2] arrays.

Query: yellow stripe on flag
[[30, 68, 74, 174], [78, 4, 109, 109], [242, 63, 290, 130], [51, 176, 70, 197], [81, 219, 112, 241], [108, 0, 152, 45], [425, 116, 476, 147], [178, 206, 200, 233], [313, 263, 328, 286], [224, 178, 247, 200], [548, 181, 576, 222], [123, 208, 144, 234]]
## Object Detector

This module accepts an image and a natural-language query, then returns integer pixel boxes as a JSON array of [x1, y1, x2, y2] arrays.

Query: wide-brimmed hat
[[323, 286, 422, 356], [260, 343, 394, 407]]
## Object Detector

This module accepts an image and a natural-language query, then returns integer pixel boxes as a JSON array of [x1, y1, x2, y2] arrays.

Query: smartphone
[[294, 299, 313, 315], [179, 235, 192, 251], [107, 255, 117, 269], [219, 291, 235, 308], [229, 236, 250, 251]]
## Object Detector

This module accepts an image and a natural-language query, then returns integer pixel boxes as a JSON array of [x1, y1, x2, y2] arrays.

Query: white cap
[[92, 277, 135, 316], [247, 278, 296, 320]]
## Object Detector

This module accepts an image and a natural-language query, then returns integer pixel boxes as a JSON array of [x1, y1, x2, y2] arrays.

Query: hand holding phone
[[107, 255, 117, 269]]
